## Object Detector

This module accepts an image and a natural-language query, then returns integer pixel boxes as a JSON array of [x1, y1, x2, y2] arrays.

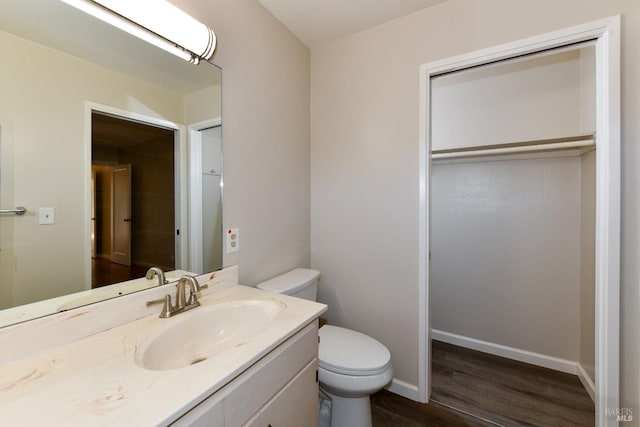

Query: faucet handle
[[146, 297, 165, 307], [183, 277, 207, 306], [188, 283, 208, 300], [146, 295, 174, 318]]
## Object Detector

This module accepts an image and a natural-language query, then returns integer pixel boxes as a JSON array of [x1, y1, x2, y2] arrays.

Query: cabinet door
[[172, 322, 319, 427], [258, 360, 318, 427]]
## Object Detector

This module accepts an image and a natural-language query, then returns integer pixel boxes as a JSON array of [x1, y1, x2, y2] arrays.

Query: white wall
[[171, 0, 311, 285], [310, 0, 639, 415], [431, 155, 581, 361]]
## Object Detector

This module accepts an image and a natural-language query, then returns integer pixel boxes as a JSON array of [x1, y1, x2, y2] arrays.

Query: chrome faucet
[[146, 275, 208, 318], [175, 275, 203, 310], [146, 267, 168, 285]]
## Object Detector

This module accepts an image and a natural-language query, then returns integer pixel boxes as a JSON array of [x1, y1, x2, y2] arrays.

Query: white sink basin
[[134, 299, 285, 371]]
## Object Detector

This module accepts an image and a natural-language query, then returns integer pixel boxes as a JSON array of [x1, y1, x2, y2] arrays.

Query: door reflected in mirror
[[91, 112, 176, 288]]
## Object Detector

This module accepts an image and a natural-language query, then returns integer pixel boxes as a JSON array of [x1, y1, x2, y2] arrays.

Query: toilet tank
[[256, 268, 320, 301]]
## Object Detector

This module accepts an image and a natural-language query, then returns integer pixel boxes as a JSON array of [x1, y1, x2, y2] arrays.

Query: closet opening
[[418, 17, 620, 427], [430, 43, 596, 425]]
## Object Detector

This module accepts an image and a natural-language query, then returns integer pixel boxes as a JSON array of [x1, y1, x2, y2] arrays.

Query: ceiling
[[257, 0, 448, 47]]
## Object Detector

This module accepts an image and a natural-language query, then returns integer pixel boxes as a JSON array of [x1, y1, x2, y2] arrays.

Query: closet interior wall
[[430, 45, 596, 387]]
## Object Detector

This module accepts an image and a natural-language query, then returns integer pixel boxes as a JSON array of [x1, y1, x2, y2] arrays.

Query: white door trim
[[418, 16, 620, 426], [187, 117, 222, 273]]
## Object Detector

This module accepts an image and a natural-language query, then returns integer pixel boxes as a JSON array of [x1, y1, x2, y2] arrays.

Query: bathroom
[[0, 0, 639, 426]]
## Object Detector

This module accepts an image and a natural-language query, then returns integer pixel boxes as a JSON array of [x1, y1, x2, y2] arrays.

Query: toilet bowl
[[256, 269, 393, 427], [318, 325, 393, 427]]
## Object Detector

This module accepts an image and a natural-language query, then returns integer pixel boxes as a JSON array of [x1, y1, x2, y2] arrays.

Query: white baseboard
[[431, 329, 579, 375], [577, 363, 596, 403], [386, 378, 420, 402]]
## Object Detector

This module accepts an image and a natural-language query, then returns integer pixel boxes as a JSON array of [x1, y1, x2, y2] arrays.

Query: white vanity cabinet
[[244, 361, 317, 427], [173, 321, 319, 427]]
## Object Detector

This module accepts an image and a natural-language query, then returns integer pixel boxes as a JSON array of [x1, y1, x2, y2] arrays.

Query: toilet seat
[[319, 325, 392, 376], [318, 364, 393, 397]]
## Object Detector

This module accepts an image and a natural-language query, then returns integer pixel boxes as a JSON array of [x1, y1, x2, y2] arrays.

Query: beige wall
[[185, 83, 222, 124], [171, 0, 311, 285], [310, 0, 639, 414]]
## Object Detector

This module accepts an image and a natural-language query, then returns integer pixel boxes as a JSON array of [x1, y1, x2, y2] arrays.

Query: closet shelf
[[431, 134, 595, 160]]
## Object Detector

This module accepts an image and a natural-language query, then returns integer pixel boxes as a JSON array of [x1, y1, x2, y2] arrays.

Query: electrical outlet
[[226, 227, 239, 253]]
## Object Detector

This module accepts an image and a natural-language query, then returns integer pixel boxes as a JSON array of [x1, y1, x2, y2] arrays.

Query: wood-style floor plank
[[372, 391, 498, 426], [371, 340, 594, 426]]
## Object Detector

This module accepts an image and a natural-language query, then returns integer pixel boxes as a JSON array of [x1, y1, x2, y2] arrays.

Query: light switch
[[226, 227, 239, 253], [39, 207, 55, 225]]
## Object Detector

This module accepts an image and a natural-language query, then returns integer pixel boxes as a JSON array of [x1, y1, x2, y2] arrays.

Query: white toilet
[[257, 268, 393, 427]]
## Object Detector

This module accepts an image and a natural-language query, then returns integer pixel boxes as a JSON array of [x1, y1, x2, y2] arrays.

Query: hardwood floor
[[372, 391, 497, 426], [371, 340, 594, 426], [91, 257, 149, 288]]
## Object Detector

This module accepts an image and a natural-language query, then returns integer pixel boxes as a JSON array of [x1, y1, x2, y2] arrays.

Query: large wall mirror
[[0, 0, 222, 327]]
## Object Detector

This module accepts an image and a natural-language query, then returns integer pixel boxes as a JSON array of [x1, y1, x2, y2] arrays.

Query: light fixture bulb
[[61, 0, 216, 64]]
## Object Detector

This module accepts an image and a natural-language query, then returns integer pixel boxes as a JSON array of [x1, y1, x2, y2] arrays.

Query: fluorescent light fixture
[[61, 0, 216, 64]]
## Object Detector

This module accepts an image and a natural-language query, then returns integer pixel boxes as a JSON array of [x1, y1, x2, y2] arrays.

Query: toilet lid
[[319, 325, 391, 376], [256, 268, 319, 295]]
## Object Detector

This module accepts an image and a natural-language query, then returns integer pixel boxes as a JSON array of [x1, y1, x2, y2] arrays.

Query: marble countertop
[[0, 269, 195, 328], [0, 278, 326, 425]]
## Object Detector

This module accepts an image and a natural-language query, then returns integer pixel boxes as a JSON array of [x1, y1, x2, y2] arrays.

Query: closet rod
[[431, 139, 594, 160]]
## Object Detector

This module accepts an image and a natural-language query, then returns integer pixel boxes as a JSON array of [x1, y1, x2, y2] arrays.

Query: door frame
[[187, 117, 222, 273], [418, 16, 620, 426], [83, 102, 187, 287]]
